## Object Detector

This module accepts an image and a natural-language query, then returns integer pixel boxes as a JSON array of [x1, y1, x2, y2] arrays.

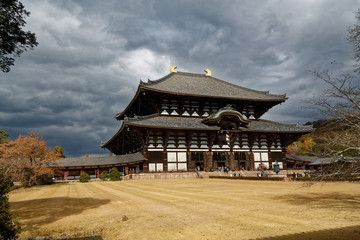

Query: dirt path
[[9, 179, 360, 239]]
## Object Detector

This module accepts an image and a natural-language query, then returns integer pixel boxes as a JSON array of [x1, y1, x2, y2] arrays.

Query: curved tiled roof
[[141, 72, 286, 101], [55, 152, 145, 167], [245, 119, 313, 132], [126, 114, 217, 130], [124, 115, 313, 133]]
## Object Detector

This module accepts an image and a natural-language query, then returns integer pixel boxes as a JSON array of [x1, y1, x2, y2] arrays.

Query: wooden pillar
[[97, 168, 100, 178], [248, 151, 254, 170], [281, 148, 287, 169], [208, 152, 214, 170], [143, 162, 149, 173], [188, 152, 196, 171], [65, 169, 68, 181], [229, 152, 236, 170]]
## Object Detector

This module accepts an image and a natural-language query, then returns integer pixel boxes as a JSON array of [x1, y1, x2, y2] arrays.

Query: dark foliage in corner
[[0, 0, 38, 72], [0, 174, 21, 239]]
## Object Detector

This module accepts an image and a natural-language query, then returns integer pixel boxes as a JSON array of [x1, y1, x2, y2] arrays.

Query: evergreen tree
[[79, 172, 90, 183], [110, 167, 121, 181], [0, 174, 21, 239], [53, 146, 65, 158]]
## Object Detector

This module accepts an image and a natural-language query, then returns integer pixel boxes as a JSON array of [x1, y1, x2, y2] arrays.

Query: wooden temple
[[101, 66, 313, 173]]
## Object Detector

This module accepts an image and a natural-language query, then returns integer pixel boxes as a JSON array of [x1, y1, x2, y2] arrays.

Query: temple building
[[101, 66, 312, 173]]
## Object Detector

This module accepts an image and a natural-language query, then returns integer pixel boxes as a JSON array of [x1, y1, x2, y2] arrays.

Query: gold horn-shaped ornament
[[204, 69, 211, 76], [170, 65, 177, 73]]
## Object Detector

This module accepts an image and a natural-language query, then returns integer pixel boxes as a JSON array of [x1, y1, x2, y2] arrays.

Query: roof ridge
[[208, 75, 286, 98], [143, 71, 286, 98], [141, 72, 175, 86], [256, 119, 314, 129], [126, 113, 158, 121]]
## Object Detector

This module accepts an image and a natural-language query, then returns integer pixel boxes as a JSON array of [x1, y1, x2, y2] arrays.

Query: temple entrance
[[217, 162, 226, 168], [195, 162, 204, 171], [191, 152, 205, 171], [213, 152, 228, 169]]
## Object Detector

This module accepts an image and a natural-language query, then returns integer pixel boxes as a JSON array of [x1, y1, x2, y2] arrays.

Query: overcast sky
[[1, 0, 359, 157]]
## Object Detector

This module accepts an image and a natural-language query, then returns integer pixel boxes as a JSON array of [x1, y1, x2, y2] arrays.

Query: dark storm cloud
[[0, 0, 358, 156]]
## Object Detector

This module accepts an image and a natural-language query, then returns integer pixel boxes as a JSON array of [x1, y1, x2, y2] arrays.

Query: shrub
[[99, 171, 109, 181], [79, 172, 90, 182], [0, 174, 21, 239], [110, 167, 121, 181], [37, 174, 53, 185]]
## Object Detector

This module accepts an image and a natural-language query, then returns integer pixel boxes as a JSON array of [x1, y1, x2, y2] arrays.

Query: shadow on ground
[[254, 225, 360, 240], [11, 197, 110, 229], [273, 192, 360, 210]]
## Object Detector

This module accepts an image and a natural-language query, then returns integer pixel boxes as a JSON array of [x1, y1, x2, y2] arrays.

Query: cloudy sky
[[1, 0, 359, 157]]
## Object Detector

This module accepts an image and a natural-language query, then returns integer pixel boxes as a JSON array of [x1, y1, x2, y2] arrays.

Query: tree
[[53, 146, 65, 158], [0, 0, 38, 73], [307, 71, 360, 178], [109, 167, 121, 181], [308, 70, 360, 157], [99, 170, 109, 181], [287, 135, 317, 156], [0, 130, 9, 144], [0, 174, 21, 239], [305, 9, 360, 178], [0, 132, 61, 186], [79, 172, 90, 183], [349, 9, 360, 72]]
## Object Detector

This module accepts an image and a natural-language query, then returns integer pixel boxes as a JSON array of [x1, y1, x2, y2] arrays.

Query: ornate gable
[[202, 105, 249, 130]]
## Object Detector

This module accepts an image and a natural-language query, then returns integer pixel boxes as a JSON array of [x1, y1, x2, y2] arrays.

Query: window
[[167, 152, 177, 162], [253, 152, 269, 170], [149, 163, 156, 172], [156, 163, 163, 172], [167, 152, 187, 171], [178, 152, 187, 162], [168, 163, 177, 171], [149, 163, 164, 172], [178, 163, 187, 171]]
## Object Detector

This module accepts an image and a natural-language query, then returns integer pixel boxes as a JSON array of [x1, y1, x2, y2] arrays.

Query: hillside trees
[[0, 0, 38, 72], [0, 132, 61, 186], [287, 135, 317, 156]]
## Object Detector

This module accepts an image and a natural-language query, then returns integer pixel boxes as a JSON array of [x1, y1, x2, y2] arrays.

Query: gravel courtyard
[[9, 179, 360, 239]]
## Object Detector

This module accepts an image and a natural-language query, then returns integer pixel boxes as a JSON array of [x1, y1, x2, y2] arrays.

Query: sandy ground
[[9, 179, 360, 240]]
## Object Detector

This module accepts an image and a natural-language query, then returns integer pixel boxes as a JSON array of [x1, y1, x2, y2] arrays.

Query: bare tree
[[349, 9, 360, 72], [304, 8, 360, 180], [307, 70, 360, 178]]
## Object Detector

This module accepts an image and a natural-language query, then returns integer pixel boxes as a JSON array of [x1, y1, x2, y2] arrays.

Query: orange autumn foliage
[[0, 132, 61, 186]]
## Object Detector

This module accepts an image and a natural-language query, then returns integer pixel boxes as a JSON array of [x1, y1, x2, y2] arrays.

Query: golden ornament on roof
[[170, 65, 177, 73], [204, 69, 211, 76]]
